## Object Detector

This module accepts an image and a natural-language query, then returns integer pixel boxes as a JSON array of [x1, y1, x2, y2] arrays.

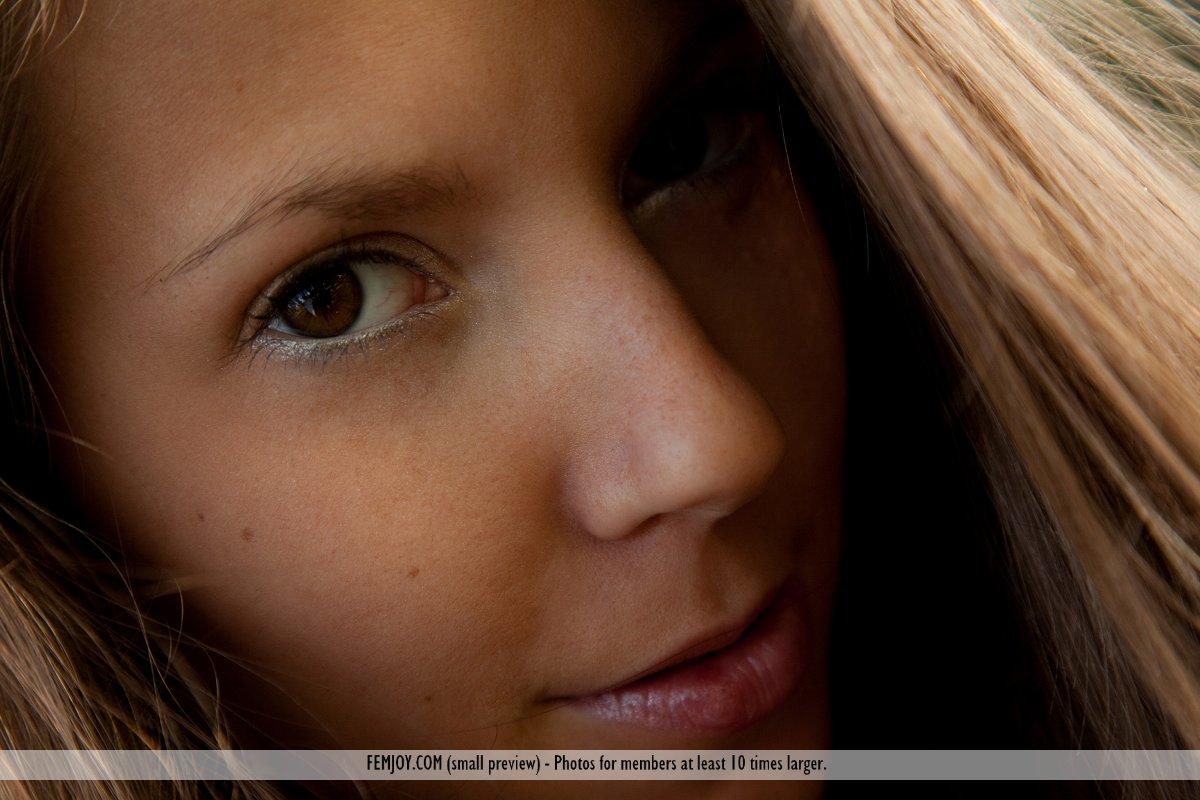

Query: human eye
[[620, 60, 775, 207], [243, 233, 453, 357]]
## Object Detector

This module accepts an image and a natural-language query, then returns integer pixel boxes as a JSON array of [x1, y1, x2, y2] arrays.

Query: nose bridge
[[552, 214, 786, 542]]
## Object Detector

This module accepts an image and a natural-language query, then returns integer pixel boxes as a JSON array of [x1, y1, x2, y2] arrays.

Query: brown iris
[[279, 268, 364, 338]]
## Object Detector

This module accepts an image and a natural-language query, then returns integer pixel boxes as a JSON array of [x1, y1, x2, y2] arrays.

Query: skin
[[24, 1, 845, 797]]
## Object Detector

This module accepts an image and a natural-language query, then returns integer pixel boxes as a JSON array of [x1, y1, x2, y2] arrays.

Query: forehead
[[43, 0, 675, 122], [31, 0, 692, 287], [37, 0, 688, 167]]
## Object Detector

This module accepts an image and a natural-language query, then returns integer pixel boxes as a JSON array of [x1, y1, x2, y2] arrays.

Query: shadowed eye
[[626, 106, 751, 191], [621, 67, 768, 205], [258, 242, 449, 340]]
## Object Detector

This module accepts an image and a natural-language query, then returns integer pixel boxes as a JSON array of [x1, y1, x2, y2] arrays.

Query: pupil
[[631, 110, 710, 185], [282, 268, 363, 338]]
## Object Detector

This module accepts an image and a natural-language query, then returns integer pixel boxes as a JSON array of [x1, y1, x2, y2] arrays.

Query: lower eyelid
[[245, 292, 456, 367]]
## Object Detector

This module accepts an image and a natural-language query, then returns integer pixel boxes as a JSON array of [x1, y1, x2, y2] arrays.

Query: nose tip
[[562, 309, 788, 543]]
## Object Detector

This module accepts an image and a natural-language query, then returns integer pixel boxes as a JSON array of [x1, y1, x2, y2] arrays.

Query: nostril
[[617, 508, 720, 544], [636, 512, 664, 532], [627, 511, 670, 539]]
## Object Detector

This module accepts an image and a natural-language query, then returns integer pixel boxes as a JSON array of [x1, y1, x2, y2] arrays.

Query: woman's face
[[27, 0, 844, 795]]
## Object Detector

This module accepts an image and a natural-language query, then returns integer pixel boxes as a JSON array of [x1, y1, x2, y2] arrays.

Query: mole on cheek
[[407, 566, 420, 579], [197, 511, 205, 523], [240, 528, 254, 543]]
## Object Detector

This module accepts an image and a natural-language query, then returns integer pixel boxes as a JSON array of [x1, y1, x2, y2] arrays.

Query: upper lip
[[572, 583, 784, 698]]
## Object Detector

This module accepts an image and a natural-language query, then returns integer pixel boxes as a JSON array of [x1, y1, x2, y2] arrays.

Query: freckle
[[234, 78, 245, 94], [197, 512, 205, 522], [424, 695, 432, 702], [240, 528, 254, 542], [407, 567, 420, 579]]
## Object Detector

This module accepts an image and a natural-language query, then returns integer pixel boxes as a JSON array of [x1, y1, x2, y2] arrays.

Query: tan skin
[[25, 1, 844, 798]]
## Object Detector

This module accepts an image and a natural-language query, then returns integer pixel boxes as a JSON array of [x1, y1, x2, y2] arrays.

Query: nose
[[557, 228, 787, 542]]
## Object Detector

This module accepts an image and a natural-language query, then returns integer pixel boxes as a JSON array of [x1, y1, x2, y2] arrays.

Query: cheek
[[62, 365, 565, 741]]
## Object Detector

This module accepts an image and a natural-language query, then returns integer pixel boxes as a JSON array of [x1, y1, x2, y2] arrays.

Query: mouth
[[564, 579, 809, 735]]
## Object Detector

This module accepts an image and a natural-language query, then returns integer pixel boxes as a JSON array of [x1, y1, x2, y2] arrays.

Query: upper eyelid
[[277, 236, 436, 283], [264, 234, 443, 295]]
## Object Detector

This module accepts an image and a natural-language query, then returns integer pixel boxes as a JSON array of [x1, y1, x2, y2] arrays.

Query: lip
[[566, 580, 808, 735]]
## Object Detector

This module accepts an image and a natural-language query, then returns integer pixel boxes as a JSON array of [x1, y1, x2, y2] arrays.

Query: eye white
[[342, 259, 419, 335]]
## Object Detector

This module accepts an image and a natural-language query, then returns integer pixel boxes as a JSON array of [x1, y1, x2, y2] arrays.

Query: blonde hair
[[750, 0, 1200, 756], [1, 0, 1198, 797]]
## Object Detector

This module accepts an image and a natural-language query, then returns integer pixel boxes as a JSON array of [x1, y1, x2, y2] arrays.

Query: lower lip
[[569, 583, 808, 735]]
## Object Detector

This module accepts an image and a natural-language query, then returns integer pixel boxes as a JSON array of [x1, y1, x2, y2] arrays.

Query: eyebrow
[[153, 160, 469, 284]]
